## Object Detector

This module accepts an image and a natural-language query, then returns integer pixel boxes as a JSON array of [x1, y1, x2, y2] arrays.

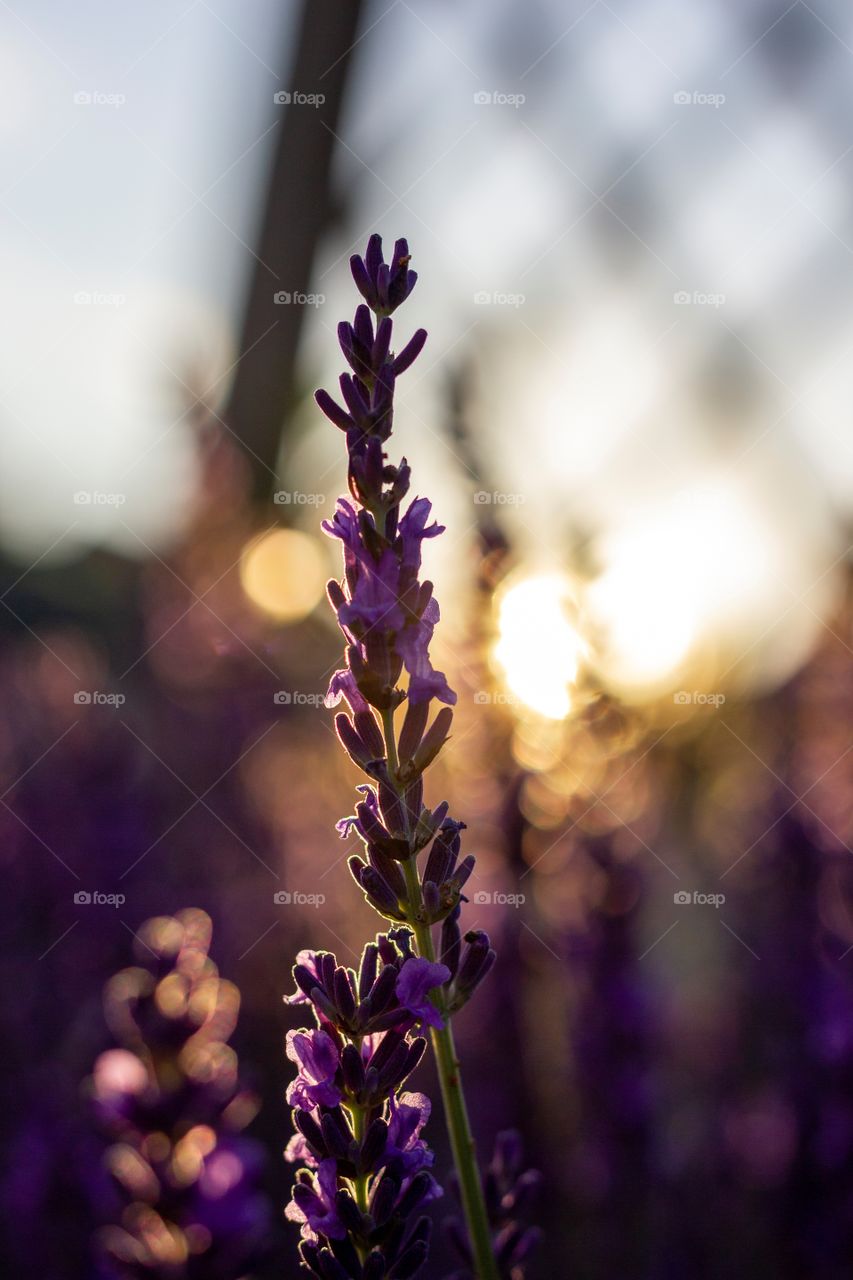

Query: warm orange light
[[239, 528, 326, 623]]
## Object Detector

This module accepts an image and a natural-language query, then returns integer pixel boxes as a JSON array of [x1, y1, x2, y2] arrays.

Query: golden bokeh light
[[93, 1048, 149, 1098], [586, 533, 696, 695], [489, 481, 796, 716], [155, 973, 188, 1021], [586, 481, 783, 698], [493, 574, 586, 720], [239, 528, 327, 623]]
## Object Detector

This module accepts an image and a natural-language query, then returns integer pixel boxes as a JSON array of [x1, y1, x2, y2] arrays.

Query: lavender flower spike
[[90, 909, 270, 1279], [286, 235, 528, 1279], [283, 930, 439, 1278], [446, 1132, 543, 1280]]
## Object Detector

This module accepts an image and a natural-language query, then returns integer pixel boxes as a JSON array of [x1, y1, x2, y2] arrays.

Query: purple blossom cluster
[[89, 909, 270, 1279], [317, 236, 495, 1000], [284, 235, 526, 1279], [283, 931, 445, 1277], [318, 234, 454, 714]]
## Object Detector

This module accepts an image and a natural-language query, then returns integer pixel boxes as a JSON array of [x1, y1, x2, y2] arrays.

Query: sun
[[493, 574, 586, 720]]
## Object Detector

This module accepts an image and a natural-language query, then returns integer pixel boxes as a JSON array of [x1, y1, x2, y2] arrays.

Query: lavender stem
[[383, 708, 500, 1280]]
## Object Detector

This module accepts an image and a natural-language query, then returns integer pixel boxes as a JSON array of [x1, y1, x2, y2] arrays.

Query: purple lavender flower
[[395, 957, 450, 1030], [322, 494, 455, 713], [286, 234, 518, 1280], [286, 948, 327, 1006], [286, 1029, 343, 1109], [385, 1092, 435, 1176], [316, 247, 455, 722], [286, 1159, 346, 1242], [349, 235, 419, 315], [284, 930, 438, 1277]]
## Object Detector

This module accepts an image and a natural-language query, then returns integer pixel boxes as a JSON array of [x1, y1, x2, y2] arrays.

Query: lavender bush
[[283, 235, 538, 1279], [90, 909, 270, 1278]]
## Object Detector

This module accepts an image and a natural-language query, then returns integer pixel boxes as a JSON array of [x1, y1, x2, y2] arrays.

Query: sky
[[1, 0, 852, 700]]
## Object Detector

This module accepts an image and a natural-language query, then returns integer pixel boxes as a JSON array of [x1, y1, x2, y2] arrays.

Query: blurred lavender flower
[[446, 1132, 542, 1280], [89, 909, 270, 1278]]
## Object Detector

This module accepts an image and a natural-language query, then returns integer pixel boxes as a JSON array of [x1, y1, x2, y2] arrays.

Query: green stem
[[382, 710, 499, 1280], [346, 1096, 370, 1264], [349, 1101, 370, 1215]]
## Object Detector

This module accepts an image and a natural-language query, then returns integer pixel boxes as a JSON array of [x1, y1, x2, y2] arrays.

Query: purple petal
[[365, 234, 383, 278], [284, 950, 322, 1005], [393, 328, 427, 375], [315, 388, 353, 433], [284, 1132, 316, 1167], [286, 1029, 341, 1108], [350, 255, 374, 304], [286, 1159, 345, 1241], [396, 957, 450, 1029], [325, 669, 368, 714]]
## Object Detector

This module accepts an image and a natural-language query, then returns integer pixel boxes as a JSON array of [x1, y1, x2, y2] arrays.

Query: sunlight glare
[[586, 482, 780, 695], [494, 575, 586, 720]]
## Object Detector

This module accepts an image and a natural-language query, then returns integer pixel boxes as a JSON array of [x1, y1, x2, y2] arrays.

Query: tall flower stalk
[[284, 235, 502, 1278]]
